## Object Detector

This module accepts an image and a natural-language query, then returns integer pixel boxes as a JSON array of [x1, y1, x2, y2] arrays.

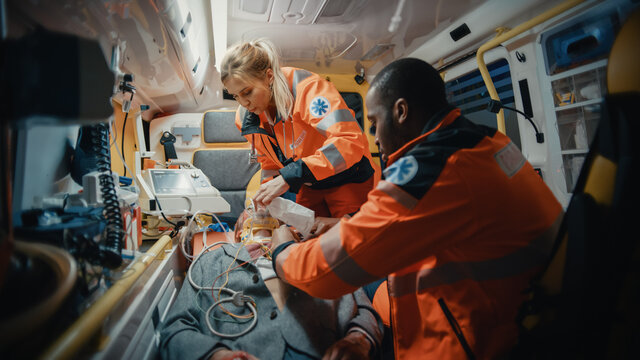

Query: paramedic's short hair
[[370, 58, 448, 117]]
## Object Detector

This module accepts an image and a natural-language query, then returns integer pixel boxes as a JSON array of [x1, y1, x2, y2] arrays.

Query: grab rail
[[40, 235, 173, 360], [476, 0, 585, 133]]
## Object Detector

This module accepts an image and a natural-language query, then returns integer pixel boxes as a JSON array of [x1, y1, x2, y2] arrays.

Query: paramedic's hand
[[271, 225, 299, 250], [210, 349, 259, 360], [253, 176, 289, 206], [322, 331, 371, 360], [234, 210, 250, 243], [309, 215, 351, 237]]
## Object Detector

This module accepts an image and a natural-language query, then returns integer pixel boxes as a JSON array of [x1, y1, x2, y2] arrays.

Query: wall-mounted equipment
[[450, 23, 471, 42], [137, 167, 230, 217]]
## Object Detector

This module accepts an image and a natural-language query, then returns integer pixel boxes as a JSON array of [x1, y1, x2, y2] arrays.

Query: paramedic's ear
[[265, 68, 274, 86], [394, 98, 408, 125]]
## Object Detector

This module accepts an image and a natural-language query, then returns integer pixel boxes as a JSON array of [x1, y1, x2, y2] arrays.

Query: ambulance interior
[[1, 0, 638, 358]]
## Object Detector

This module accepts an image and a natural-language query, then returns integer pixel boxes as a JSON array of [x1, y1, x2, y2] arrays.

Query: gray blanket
[[159, 243, 383, 360]]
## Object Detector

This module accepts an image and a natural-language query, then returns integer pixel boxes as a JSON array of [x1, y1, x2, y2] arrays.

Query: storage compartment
[[543, 12, 619, 75], [556, 103, 600, 151], [535, 0, 640, 205], [551, 66, 607, 107], [562, 153, 586, 193]]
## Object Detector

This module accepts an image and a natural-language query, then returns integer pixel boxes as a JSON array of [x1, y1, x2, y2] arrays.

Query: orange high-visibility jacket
[[234, 67, 376, 192], [273, 108, 564, 359]]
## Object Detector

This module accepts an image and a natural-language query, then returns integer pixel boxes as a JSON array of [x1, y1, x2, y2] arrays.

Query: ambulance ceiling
[[4, 0, 563, 116], [224, 0, 489, 74]]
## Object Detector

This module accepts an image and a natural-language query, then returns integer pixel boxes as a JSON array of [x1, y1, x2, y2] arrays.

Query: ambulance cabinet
[[537, 0, 636, 206]]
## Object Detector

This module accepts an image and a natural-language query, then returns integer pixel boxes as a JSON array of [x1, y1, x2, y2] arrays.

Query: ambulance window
[[445, 58, 521, 149]]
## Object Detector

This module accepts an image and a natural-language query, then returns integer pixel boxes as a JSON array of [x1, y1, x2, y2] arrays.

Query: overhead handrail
[[476, 0, 585, 134], [40, 235, 173, 360]]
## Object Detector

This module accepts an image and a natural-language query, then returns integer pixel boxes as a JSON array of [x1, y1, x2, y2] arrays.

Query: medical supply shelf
[[554, 98, 602, 112], [536, 0, 640, 207], [535, 0, 630, 207], [549, 60, 607, 195]]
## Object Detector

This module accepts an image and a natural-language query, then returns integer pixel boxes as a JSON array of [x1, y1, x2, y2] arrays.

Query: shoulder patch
[[494, 142, 526, 178], [309, 96, 331, 118], [384, 156, 419, 186]]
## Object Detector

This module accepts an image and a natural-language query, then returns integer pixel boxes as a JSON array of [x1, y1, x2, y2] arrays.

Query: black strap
[[438, 298, 475, 360], [160, 131, 177, 160]]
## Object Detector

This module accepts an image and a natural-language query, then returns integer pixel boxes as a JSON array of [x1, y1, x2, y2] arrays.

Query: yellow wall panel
[[110, 101, 139, 177]]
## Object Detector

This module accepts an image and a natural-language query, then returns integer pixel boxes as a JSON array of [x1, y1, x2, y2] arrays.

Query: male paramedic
[[270, 58, 564, 359]]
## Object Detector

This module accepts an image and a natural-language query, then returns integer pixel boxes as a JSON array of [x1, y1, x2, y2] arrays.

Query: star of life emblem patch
[[309, 96, 330, 118], [384, 156, 419, 186]]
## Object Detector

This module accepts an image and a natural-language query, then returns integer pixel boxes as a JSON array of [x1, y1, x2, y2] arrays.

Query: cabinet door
[[551, 64, 606, 193], [538, 0, 629, 205]]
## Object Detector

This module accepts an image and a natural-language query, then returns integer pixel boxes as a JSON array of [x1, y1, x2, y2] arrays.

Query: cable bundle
[[89, 123, 124, 268]]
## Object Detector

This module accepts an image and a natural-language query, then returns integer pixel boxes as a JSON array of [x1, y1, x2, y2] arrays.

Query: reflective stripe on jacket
[[235, 67, 377, 192], [273, 107, 564, 359]]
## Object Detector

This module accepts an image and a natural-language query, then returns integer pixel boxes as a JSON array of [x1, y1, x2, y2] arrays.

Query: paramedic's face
[[224, 73, 272, 115], [366, 86, 398, 163]]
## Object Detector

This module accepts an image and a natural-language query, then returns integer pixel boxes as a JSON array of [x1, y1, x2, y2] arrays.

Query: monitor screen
[[151, 170, 195, 195]]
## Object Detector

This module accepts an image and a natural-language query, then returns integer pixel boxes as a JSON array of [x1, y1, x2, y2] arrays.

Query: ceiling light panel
[[231, 0, 273, 21], [269, 0, 326, 25]]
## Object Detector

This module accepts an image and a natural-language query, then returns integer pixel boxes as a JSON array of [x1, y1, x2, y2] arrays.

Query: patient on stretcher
[[159, 207, 382, 360]]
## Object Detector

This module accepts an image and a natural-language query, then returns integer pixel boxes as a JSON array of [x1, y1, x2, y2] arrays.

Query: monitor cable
[[487, 99, 544, 143]]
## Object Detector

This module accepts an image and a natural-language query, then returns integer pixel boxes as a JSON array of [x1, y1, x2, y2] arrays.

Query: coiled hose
[[90, 123, 123, 268]]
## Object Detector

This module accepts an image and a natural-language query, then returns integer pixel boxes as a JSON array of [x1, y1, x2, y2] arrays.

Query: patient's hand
[[322, 331, 371, 360], [211, 349, 259, 360]]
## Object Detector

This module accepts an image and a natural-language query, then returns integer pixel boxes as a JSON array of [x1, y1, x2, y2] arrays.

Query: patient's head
[[234, 208, 280, 259]]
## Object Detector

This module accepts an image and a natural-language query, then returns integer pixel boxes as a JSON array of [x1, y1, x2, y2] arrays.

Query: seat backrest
[[193, 110, 260, 224], [512, 9, 640, 359]]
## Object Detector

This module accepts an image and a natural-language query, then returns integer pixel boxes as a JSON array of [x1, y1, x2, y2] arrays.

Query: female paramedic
[[220, 38, 379, 218]]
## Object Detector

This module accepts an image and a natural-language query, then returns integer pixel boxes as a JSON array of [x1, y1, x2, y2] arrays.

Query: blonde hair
[[221, 38, 293, 120]]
